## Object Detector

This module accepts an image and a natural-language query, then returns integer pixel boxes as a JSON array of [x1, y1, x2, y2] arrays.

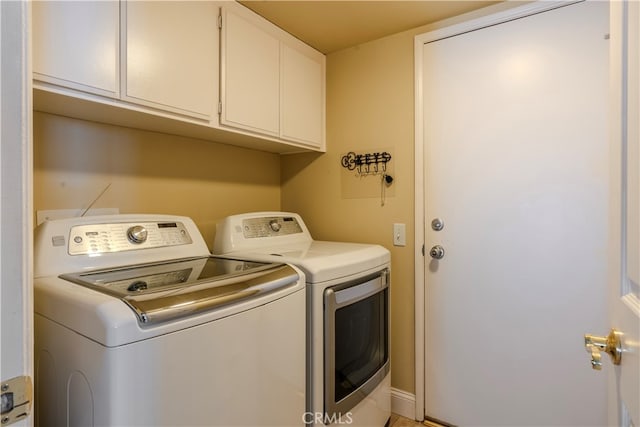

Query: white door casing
[[0, 0, 33, 426], [608, 1, 639, 425], [415, 1, 610, 424]]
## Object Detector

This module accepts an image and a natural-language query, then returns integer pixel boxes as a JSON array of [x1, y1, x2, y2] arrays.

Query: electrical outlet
[[393, 223, 406, 246]]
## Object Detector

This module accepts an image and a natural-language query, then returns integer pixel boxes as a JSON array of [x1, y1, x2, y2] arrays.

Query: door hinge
[[218, 101, 222, 115], [218, 13, 222, 29], [1, 376, 32, 425], [422, 244, 425, 256]]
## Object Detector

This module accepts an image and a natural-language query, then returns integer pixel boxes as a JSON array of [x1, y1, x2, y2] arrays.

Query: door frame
[[608, 0, 640, 424], [0, 1, 34, 425], [413, 1, 583, 421]]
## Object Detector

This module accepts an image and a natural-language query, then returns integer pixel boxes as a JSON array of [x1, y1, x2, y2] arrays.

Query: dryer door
[[323, 269, 390, 417]]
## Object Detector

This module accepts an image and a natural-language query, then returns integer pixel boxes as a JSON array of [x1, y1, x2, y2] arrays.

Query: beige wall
[[282, 30, 418, 393], [34, 112, 281, 248]]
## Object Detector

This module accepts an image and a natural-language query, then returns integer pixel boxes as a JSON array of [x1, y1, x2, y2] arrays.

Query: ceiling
[[239, 1, 500, 54]]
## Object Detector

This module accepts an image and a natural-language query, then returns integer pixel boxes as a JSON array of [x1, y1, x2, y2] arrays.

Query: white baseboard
[[391, 388, 417, 420]]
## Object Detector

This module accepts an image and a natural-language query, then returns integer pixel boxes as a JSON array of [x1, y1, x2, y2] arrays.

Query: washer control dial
[[269, 219, 281, 232], [127, 225, 148, 244]]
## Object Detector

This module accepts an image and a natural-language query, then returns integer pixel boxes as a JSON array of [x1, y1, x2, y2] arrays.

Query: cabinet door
[[123, 1, 218, 119], [32, 1, 119, 97], [221, 6, 280, 137], [281, 44, 325, 149]]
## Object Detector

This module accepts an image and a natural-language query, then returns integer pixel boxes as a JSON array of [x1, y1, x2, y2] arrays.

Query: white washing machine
[[34, 214, 306, 426], [213, 212, 391, 427]]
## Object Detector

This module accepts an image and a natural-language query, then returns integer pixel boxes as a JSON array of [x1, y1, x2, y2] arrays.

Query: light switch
[[393, 223, 406, 246]]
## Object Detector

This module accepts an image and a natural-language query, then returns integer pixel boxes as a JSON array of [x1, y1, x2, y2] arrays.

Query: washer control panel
[[242, 216, 303, 238], [68, 221, 192, 255]]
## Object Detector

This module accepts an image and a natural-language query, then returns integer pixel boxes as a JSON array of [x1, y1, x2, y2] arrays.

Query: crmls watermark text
[[302, 412, 354, 425]]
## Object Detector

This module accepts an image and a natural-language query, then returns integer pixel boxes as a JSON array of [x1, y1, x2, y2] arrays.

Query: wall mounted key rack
[[341, 151, 392, 176], [340, 150, 394, 205]]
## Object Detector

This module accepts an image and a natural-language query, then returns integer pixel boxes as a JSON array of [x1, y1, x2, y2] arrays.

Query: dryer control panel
[[213, 212, 313, 254], [242, 216, 303, 238]]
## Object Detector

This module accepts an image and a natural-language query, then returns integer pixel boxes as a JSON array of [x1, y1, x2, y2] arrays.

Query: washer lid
[[60, 256, 299, 325], [226, 241, 390, 283]]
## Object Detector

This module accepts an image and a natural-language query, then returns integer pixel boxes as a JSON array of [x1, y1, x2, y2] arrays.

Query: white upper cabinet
[[281, 44, 324, 146], [123, 1, 218, 120], [220, 3, 325, 149], [32, 1, 119, 98], [32, 1, 326, 153], [221, 7, 280, 136]]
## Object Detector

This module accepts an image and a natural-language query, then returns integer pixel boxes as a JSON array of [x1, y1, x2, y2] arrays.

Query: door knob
[[584, 329, 622, 370], [429, 245, 445, 260]]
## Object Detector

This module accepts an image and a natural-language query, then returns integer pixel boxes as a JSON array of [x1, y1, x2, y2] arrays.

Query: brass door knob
[[584, 329, 623, 370]]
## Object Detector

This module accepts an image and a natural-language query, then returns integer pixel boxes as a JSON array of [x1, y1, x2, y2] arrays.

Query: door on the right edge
[[422, 2, 610, 425], [606, 1, 639, 426]]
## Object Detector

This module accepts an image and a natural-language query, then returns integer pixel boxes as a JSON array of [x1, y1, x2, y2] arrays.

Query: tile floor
[[389, 413, 424, 427]]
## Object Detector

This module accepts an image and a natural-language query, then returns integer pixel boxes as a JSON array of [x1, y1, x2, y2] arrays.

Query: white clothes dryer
[[34, 214, 306, 427], [213, 212, 391, 427]]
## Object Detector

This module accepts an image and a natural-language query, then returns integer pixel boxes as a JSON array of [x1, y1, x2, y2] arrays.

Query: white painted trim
[[413, 17, 426, 423], [413, 0, 582, 422], [391, 388, 416, 421], [415, 1, 582, 46], [0, 0, 33, 425]]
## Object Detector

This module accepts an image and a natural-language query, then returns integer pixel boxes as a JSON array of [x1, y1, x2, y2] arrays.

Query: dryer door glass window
[[323, 270, 389, 417], [334, 289, 388, 401]]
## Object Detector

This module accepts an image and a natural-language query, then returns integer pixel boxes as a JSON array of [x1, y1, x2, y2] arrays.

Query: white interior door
[[606, 1, 639, 425], [419, 2, 610, 425]]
